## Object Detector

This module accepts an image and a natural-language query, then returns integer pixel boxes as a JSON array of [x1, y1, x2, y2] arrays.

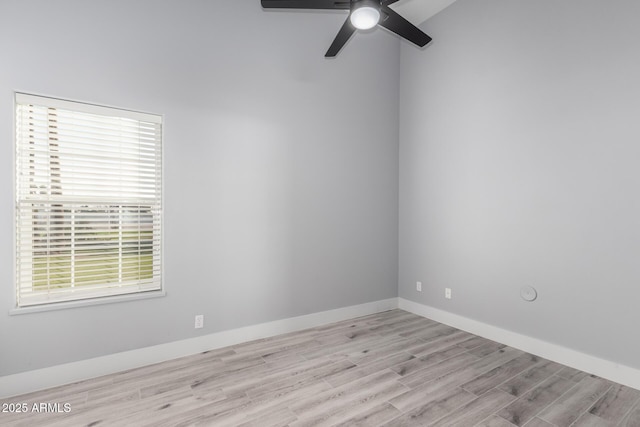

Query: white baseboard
[[398, 297, 640, 391], [5, 297, 637, 399], [0, 298, 399, 399]]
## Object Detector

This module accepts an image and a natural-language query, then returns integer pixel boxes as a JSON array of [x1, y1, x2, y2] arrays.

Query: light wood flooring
[[1, 310, 639, 426]]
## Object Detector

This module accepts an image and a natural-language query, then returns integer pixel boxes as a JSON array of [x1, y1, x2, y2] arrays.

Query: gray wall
[[0, 0, 400, 376], [399, 0, 640, 369]]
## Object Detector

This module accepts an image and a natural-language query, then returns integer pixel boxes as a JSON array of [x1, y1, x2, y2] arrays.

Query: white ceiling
[[390, 0, 457, 25]]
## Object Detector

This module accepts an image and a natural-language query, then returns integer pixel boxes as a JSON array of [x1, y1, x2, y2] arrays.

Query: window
[[15, 93, 162, 308]]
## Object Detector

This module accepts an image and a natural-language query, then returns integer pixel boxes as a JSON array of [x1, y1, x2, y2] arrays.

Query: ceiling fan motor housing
[[351, 0, 382, 10]]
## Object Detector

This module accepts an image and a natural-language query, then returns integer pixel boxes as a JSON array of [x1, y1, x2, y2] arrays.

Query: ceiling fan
[[261, 0, 432, 57]]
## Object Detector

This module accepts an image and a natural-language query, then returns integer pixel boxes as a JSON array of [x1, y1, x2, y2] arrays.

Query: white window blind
[[15, 93, 163, 307]]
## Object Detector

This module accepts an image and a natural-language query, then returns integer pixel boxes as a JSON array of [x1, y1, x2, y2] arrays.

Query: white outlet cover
[[416, 282, 422, 292], [520, 286, 538, 302], [195, 315, 204, 329]]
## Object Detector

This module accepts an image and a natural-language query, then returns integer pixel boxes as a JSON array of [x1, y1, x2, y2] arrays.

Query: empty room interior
[[1, 0, 640, 425]]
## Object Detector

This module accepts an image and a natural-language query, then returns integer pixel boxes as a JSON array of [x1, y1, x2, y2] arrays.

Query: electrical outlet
[[195, 315, 204, 329], [445, 288, 452, 299], [416, 281, 422, 292]]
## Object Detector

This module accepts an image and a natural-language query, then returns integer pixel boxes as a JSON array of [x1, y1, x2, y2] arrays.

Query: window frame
[[12, 93, 165, 313]]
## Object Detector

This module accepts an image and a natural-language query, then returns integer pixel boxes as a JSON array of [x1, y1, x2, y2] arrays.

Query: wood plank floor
[[1, 310, 639, 426]]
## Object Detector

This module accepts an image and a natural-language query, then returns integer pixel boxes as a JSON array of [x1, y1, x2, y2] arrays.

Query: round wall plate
[[520, 285, 538, 302]]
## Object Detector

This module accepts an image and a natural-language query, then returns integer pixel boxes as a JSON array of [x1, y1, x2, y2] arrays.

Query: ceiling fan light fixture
[[350, 3, 380, 30], [261, 0, 432, 58]]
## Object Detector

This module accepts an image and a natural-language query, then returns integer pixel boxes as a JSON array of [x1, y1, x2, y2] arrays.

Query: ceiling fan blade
[[382, 0, 401, 5], [325, 17, 356, 57], [378, 5, 432, 47], [261, 0, 349, 9]]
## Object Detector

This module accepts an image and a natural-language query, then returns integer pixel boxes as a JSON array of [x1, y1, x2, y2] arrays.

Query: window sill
[[9, 289, 166, 315]]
